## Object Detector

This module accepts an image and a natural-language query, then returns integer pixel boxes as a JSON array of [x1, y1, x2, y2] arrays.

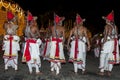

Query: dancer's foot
[[107, 71, 111, 76], [36, 72, 43, 75], [74, 72, 78, 75], [82, 70, 86, 75], [15, 69, 18, 73], [56, 72, 59, 75], [4, 69, 8, 73]]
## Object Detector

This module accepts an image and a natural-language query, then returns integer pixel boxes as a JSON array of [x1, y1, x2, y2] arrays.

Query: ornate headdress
[[76, 13, 85, 25], [27, 11, 33, 22], [54, 14, 65, 25], [102, 10, 114, 22]]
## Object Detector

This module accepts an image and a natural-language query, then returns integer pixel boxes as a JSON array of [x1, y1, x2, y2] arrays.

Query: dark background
[[13, 0, 120, 35]]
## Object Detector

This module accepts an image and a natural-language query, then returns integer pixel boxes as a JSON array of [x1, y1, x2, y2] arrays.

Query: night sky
[[13, 0, 120, 34]]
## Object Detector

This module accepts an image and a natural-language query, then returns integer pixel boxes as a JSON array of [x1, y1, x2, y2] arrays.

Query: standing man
[[2, 10, 20, 71], [98, 10, 120, 76], [49, 13, 66, 75], [67, 13, 91, 74], [22, 11, 42, 74]]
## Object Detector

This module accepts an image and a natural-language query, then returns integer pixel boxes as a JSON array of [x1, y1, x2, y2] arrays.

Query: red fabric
[[7, 11, 14, 20], [106, 11, 114, 22], [52, 38, 62, 58], [8, 36, 13, 58], [113, 38, 117, 64], [24, 39, 36, 62], [74, 38, 78, 59], [27, 12, 33, 21], [55, 15, 60, 24], [76, 14, 82, 24], [43, 39, 49, 56]]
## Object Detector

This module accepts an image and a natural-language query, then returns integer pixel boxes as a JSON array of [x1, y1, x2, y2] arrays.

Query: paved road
[[0, 50, 120, 80]]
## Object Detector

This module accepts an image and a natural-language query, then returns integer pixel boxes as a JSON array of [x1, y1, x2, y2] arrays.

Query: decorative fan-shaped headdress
[[76, 13, 85, 25], [102, 10, 114, 22], [54, 14, 65, 25]]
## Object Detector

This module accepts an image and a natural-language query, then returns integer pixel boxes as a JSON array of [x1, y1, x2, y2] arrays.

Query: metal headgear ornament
[[54, 14, 65, 24], [76, 13, 85, 25], [102, 10, 114, 22], [27, 11, 33, 22]]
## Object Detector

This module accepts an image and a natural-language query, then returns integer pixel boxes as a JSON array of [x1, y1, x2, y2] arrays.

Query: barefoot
[[107, 71, 111, 76], [36, 72, 43, 75], [82, 71, 86, 75], [15, 70, 18, 73], [56, 73, 59, 75], [74, 72, 78, 75]]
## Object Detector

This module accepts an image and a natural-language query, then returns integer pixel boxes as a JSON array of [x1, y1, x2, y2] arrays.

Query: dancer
[[2, 10, 20, 71], [67, 13, 91, 74], [49, 13, 66, 75], [98, 10, 120, 76], [22, 11, 42, 74]]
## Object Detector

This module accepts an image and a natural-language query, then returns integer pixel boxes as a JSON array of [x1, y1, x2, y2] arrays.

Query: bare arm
[[84, 28, 91, 51], [103, 25, 109, 43]]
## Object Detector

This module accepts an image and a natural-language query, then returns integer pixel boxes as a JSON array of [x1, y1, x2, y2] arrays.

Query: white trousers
[[74, 52, 86, 73], [99, 53, 113, 72], [27, 61, 40, 73], [50, 62, 61, 75], [4, 58, 18, 70]]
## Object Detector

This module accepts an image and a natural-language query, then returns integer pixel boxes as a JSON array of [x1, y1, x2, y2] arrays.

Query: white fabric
[[23, 38, 42, 73], [49, 37, 65, 75], [70, 36, 87, 73], [99, 37, 114, 72], [43, 39, 51, 60], [51, 62, 61, 75], [3, 35, 20, 70], [49, 38, 65, 60]]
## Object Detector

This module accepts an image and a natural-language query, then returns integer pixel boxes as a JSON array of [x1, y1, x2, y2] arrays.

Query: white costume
[[69, 36, 87, 73], [49, 37, 66, 75], [22, 38, 42, 74], [99, 36, 120, 73], [2, 35, 20, 71], [49, 14, 66, 75], [23, 11, 42, 74], [98, 10, 120, 76], [43, 38, 51, 60]]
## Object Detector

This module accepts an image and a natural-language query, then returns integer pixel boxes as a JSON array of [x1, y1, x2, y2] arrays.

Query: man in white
[[67, 14, 90, 74], [2, 10, 20, 71], [22, 10, 42, 74], [98, 10, 120, 76], [23, 38, 42, 74], [49, 14, 66, 75]]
